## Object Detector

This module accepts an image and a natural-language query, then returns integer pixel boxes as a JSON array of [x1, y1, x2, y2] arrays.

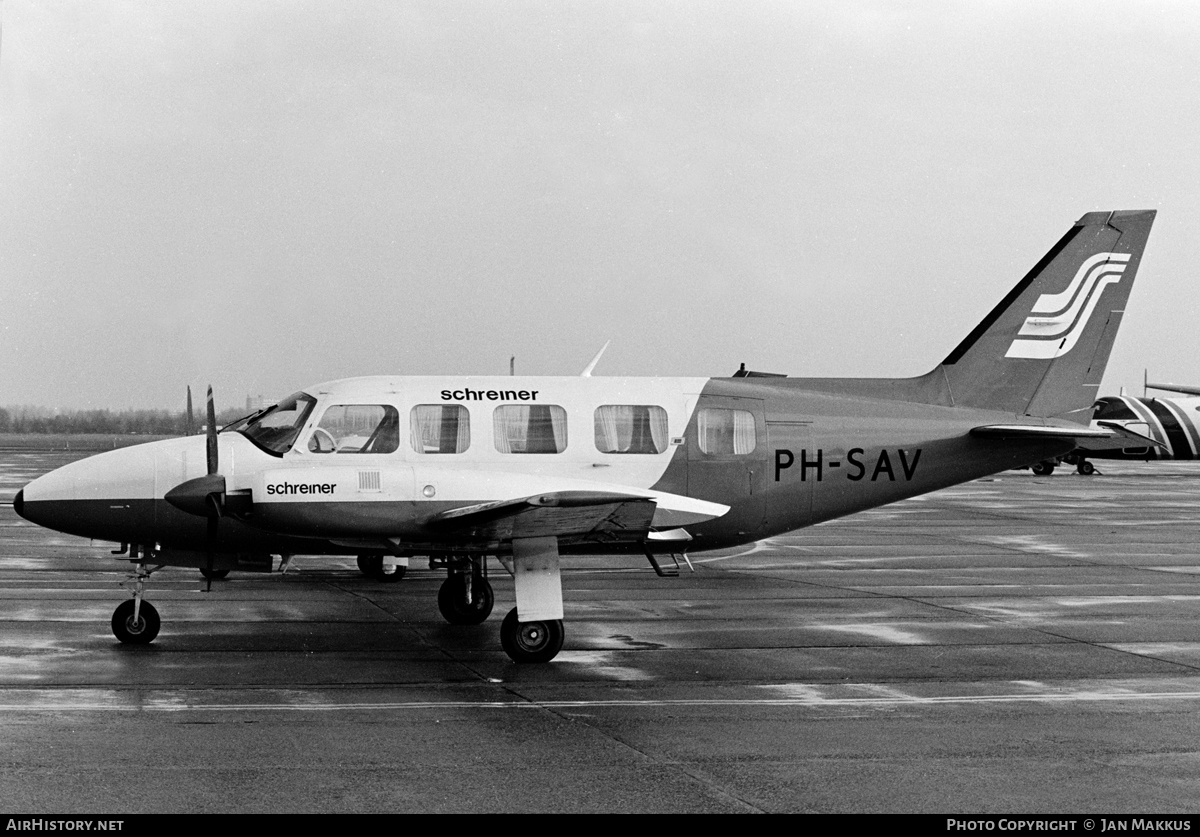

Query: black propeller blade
[[163, 385, 225, 591]]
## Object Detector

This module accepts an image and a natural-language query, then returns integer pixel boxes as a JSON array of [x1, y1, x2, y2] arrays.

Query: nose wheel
[[112, 599, 160, 644]]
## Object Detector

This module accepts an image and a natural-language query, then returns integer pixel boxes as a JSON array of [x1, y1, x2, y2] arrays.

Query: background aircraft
[[1059, 381, 1200, 473], [15, 210, 1156, 663]]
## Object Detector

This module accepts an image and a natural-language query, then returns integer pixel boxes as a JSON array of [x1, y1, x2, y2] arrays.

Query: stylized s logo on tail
[[1005, 252, 1130, 359]]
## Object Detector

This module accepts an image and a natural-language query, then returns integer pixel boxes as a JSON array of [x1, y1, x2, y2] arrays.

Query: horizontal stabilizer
[[970, 424, 1114, 440]]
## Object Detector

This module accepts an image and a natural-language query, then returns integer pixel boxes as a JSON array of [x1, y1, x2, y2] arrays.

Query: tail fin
[[938, 209, 1155, 421]]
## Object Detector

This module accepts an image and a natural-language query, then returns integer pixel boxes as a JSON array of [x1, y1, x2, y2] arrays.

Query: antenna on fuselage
[[1144, 369, 1148, 398], [510, 356, 515, 376], [186, 386, 195, 436], [580, 341, 610, 377]]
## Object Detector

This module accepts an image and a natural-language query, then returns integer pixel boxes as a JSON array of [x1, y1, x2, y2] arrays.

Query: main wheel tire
[[199, 567, 230, 581], [357, 554, 406, 582], [500, 607, 564, 664], [437, 574, 494, 625], [1031, 461, 1055, 476], [112, 599, 160, 645], [1077, 460, 1095, 475]]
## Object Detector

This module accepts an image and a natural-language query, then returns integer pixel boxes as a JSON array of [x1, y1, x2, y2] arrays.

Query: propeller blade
[[206, 385, 218, 475], [205, 514, 218, 593]]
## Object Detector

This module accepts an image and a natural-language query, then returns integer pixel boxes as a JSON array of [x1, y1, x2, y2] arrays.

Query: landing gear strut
[[357, 554, 407, 582], [437, 557, 494, 625], [113, 562, 161, 644]]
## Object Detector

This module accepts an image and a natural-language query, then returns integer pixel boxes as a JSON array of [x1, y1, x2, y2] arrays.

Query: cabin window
[[697, 408, 756, 455], [307, 405, 400, 454], [594, 405, 668, 454], [494, 405, 568, 453], [410, 405, 471, 454]]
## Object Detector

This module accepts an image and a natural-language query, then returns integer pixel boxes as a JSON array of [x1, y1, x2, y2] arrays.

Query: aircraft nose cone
[[13, 489, 24, 519]]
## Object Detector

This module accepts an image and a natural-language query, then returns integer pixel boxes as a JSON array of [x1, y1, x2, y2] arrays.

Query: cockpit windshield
[[229, 391, 317, 456]]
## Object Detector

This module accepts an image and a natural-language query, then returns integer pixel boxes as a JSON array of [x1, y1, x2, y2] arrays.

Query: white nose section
[[20, 435, 220, 506], [21, 443, 161, 503]]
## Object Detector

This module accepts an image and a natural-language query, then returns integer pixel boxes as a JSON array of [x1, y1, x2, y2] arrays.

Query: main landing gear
[[357, 554, 407, 582], [437, 557, 494, 625], [499, 608, 564, 664], [433, 543, 568, 664]]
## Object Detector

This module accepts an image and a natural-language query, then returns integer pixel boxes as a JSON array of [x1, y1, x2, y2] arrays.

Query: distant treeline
[[0, 406, 252, 435]]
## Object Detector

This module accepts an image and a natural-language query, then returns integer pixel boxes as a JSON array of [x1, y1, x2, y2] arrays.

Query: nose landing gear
[[113, 560, 162, 645], [112, 598, 160, 644]]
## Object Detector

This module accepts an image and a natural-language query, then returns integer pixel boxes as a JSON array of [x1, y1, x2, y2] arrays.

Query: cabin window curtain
[[411, 405, 470, 453], [494, 405, 567, 453], [732, 410, 755, 455], [698, 408, 755, 455], [594, 405, 668, 454]]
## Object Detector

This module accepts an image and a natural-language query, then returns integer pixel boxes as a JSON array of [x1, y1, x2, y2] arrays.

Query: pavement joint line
[[5, 690, 1200, 712]]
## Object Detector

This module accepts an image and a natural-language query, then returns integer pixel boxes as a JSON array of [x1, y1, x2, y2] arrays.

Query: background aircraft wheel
[[357, 554, 406, 582], [437, 574, 494, 625], [500, 607, 564, 663], [112, 599, 160, 645], [199, 567, 230, 581], [1077, 460, 1096, 475], [1031, 461, 1055, 475]]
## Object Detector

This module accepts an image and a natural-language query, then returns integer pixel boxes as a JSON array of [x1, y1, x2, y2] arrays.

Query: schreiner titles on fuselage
[[440, 389, 539, 402]]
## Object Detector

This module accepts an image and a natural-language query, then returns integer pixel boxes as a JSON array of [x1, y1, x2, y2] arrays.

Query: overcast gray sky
[[1, 0, 1197, 411]]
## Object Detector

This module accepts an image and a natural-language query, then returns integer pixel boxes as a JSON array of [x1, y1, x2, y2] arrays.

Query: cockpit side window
[[307, 405, 400, 454], [236, 392, 317, 456]]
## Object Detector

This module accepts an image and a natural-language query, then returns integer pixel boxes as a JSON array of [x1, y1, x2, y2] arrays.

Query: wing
[[426, 489, 729, 544], [1147, 382, 1200, 396]]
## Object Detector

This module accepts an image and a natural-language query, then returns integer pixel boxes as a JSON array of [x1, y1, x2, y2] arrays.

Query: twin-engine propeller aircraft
[[1066, 381, 1200, 473], [15, 210, 1156, 663]]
